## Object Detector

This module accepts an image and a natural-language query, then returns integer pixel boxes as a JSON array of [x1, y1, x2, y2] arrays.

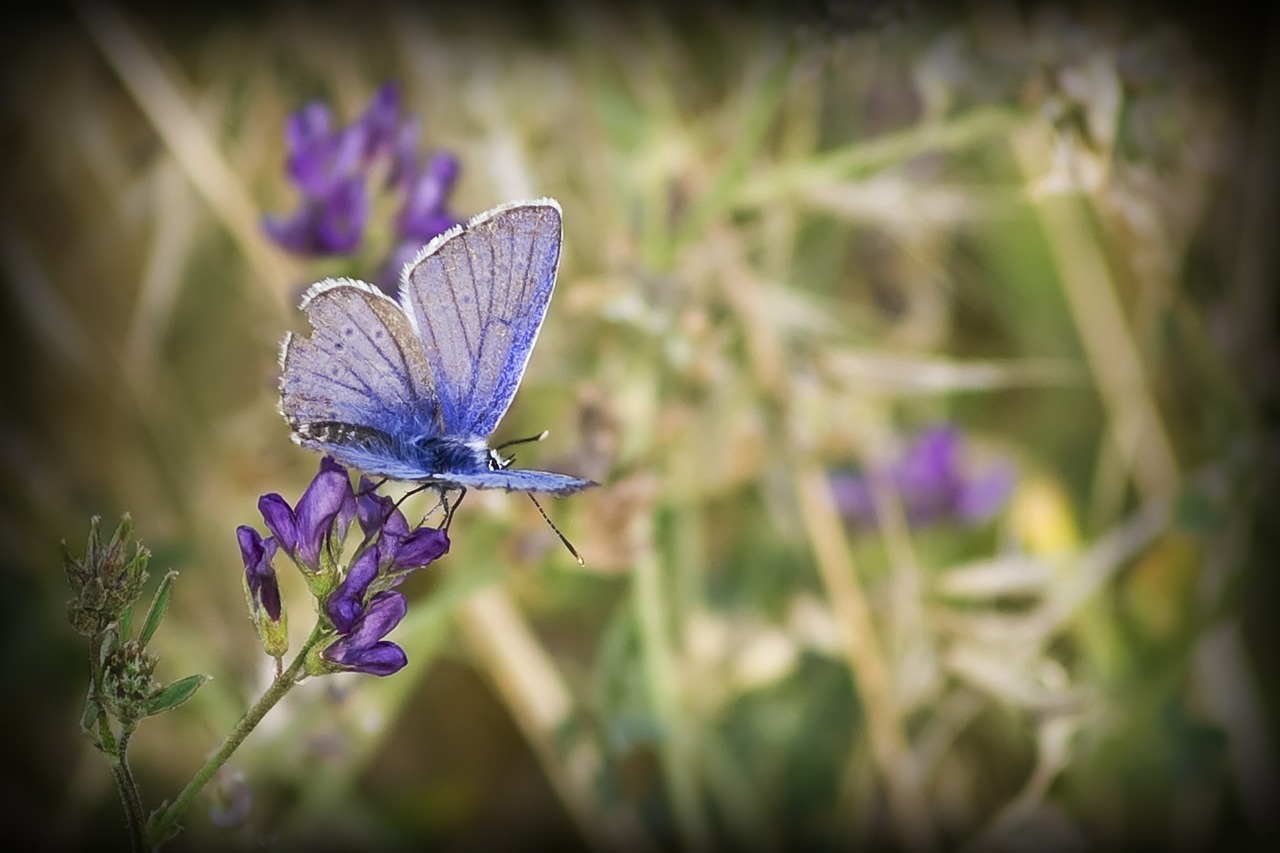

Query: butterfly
[[278, 197, 598, 531]]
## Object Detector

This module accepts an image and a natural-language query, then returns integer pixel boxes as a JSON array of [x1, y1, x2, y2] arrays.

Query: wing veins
[[337, 303, 417, 407]]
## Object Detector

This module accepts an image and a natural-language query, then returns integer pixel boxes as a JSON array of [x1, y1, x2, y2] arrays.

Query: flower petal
[[357, 82, 402, 162], [323, 591, 409, 676], [355, 481, 408, 540], [237, 526, 282, 622], [396, 151, 461, 241], [386, 115, 421, 189], [389, 527, 450, 574], [327, 641, 408, 677], [295, 458, 356, 571], [285, 101, 333, 158], [314, 176, 369, 254], [257, 494, 298, 556], [326, 547, 379, 634]]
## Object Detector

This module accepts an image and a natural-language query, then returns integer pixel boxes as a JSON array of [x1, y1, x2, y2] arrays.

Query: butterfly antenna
[[527, 493, 585, 566], [496, 430, 549, 451]]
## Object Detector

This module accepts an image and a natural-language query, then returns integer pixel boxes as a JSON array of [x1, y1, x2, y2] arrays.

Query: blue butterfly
[[278, 198, 598, 508]]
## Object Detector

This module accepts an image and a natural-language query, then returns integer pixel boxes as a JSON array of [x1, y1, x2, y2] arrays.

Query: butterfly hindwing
[[400, 198, 562, 439], [279, 278, 441, 469], [431, 468, 596, 496]]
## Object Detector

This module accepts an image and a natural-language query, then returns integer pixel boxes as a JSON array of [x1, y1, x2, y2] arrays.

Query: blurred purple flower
[[258, 457, 356, 574], [282, 101, 362, 198], [358, 83, 405, 165], [386, 115, 422, 190], [396, 152, 461, 240], [264, 83, 407, 256], [208, 769, 253, 831], [377, 151, 463, 292], [831, 425, 1015, 528], [262, 175, 368, 255], [264, 81, 464, 289]]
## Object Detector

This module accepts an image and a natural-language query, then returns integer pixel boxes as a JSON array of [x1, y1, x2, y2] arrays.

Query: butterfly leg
[[357, 476, 390, 498], [441, 485, 467, 532]]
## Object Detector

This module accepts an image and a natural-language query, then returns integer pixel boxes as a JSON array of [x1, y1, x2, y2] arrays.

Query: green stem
[[146, 624, 328, 846], [111, 727, 146, 853]]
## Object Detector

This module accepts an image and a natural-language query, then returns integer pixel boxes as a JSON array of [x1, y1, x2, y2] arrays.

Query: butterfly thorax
[[403, 433, 492, 476]]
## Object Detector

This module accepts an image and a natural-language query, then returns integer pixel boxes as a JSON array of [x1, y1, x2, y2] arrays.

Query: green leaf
[[144, 674, 210, 717], [139, 570, 178, 645], [106, 512, 134, 555], [80, 691, 101, 732]]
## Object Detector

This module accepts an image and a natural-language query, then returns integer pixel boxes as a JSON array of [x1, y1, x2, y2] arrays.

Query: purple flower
[[258, 457, 356, 573], [262, 175, 368, 255], [357, 83, 404, 166], [355, 480, 409, 541], [387, 527, 450, 575], [327, 546, 379, 634], [262, 81, 463, 270], [322, 591, 409, 676], [264, 83, 407, 257], [831, 425, 1015, 528], [237, 457, 450, 675], [237, 524, 289, 658], [332, 479, 448, 621], [317, 481, 449, 675], [264, 81, 466, 294], [396, 152, 461, 240], [353, 478, 451, 577], [377, 151, 463, 292], [237, 526, 281, 622], [386, 116, 422, 190], [283, 101, 364, 198]]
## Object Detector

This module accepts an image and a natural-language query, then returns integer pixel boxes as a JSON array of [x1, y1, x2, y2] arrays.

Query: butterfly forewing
[[400, 199, 562, 439], [280, 278, 440, 441]]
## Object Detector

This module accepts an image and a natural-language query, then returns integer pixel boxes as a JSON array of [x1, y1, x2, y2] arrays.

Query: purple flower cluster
[[263, 82, 462, 294], [236, 457, 449, 675], [830, 425, 1015, 528]]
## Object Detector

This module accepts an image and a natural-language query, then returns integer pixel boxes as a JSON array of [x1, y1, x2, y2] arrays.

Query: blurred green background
[[2, 1, 1277, 849]]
